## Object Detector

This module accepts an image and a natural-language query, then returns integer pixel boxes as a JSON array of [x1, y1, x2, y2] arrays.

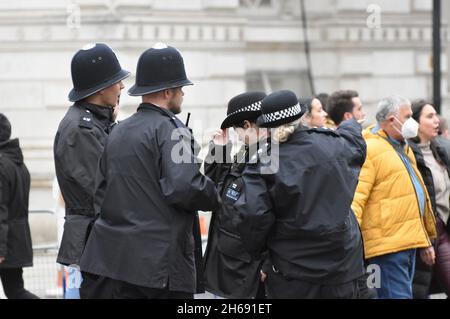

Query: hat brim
[[68, 69, 130, 102], [256, 110, 305, 128], [128, 79, 193, 96], [220, 111, 261, 129]]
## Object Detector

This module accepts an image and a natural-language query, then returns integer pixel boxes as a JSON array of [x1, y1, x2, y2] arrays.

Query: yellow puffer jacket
[[352, 125, 436, 259]]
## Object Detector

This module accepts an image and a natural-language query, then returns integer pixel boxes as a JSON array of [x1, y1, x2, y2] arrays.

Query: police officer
[[53, 43, 130, 295], [236, 90, 367, 298], [79, 43, 219, 299], [203, 91, 269, 299], [0, 114, 38, 299]]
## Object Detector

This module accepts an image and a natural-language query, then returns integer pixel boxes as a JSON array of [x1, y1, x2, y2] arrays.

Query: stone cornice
[[0, 22, 446, 49]]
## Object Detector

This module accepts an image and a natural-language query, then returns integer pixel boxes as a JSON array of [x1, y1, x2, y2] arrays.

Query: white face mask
[[394, 116, 419, 139]]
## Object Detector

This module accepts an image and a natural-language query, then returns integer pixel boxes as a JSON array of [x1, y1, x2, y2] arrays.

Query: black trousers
[[80, 272, 194, 299], [265, 266, 359, 299], [357, 271, 378, 299], [0, 268, 39, 299]]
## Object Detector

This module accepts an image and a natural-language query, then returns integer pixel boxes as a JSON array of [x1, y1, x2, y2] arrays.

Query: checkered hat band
[[228, 100, 262, 116], [262, 103, 301, 123]]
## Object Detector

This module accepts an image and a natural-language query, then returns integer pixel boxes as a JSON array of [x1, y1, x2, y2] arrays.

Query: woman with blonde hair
[[235, 90, 367, 298]]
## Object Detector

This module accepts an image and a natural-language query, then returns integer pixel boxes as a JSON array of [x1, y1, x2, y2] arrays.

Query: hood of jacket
[[0, 138, 24, 165]]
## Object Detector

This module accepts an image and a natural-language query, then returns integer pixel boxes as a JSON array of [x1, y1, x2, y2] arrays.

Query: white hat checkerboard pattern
[[262, 103, 301, 123], [228, 100, 262, 116]]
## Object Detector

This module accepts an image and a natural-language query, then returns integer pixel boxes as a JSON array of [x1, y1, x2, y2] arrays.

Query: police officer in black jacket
[[236, 90, 367, 299], [203, 91, 268, 299], [0, 114, 38, 299], [79, 43, 219, 299], [54, 44, 129, 270]]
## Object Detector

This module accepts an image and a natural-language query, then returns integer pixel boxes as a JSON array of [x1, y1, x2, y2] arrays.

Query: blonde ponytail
[[272, 118, 301, 143]]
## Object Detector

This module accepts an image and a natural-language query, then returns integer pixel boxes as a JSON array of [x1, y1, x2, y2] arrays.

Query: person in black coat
[[203, 91, 268, 299], [0, 114, 38, 299], [79, 43, 219, 299], [54, 43, 129, 271], [409, 100, 450, 298], [236, 90, 367, 299]]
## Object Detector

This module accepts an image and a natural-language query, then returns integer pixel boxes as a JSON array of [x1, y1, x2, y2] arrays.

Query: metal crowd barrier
[[0, 210, 216, 299], [0, 210, 64, 299]]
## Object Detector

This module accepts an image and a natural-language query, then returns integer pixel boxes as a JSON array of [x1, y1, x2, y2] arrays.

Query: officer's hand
[[260, 270, 267, 283], [212, 129, 229, 146], [420, 246, 435, 266], [0, 256, 5, 264]]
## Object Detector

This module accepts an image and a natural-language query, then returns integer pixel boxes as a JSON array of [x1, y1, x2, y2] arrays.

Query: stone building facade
[[0, 0, 448, 209]]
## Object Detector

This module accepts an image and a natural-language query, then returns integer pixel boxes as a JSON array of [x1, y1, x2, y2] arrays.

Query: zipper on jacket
[[381, 136, 433, 247], [219, 227, 241, 240], [404, 147, 433, 246]]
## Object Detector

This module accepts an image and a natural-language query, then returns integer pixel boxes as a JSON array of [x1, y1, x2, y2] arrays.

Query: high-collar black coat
[[79, 103, 218, 294], [54, 101, 114, 266], [236, 120, 367, 287], [203, 142, 267, 299], [0, 138, 33, 268]]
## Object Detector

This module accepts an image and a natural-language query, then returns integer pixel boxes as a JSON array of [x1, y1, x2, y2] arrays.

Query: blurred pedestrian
[[327, 90, 365, 127], [436, 115, 450, 160], [0, 113, 38, 299], [352, 95, 437, 299], [326, 90, 375, 298], [299, 96, 328, 128], [315, 92, 336, 129], [315, 92, 329, 111], [237, 90, 367, 298], [79, 43, 218, 299], [408, 100, 450, 298], [203, 91, 268, 299]]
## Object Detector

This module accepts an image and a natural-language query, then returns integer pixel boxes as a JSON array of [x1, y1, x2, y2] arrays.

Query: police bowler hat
[[256, 90, 306, 128], [69, 43, 130, 102], [220, 91, 267, 129]]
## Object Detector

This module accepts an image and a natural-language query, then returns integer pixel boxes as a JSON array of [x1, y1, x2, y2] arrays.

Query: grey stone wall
[[0, 0, 447, 210]]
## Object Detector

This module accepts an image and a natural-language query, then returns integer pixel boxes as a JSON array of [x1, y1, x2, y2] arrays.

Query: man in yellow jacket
[[352, 95, 436, 299]]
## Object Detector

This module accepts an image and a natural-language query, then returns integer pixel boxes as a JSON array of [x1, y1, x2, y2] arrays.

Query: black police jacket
[[54, 101, 114, 265], [79, 103, 219, 294], [236, 120, 367, 285], [0, 139, 33, 268], [203, 142, 266, 299]]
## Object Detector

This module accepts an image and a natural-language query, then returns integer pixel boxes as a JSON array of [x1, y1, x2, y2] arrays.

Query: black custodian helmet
[[68, 43, 130, 102], [128, 43, 193, 96]]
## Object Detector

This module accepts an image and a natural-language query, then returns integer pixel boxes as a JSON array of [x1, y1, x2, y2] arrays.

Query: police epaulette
[[169, 116, 180, 129], [79, 114, 94, 129]]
